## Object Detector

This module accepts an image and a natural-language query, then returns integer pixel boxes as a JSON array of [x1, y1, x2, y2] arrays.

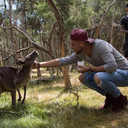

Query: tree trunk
[[45, 0, 71, 90], [0, 55, 3, 67]]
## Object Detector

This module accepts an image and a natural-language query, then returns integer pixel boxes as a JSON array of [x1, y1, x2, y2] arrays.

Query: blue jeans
[[82, 69, 128, 98]]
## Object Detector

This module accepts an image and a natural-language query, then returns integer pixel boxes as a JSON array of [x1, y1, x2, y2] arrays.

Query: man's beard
[[75, 48, 83, 54]]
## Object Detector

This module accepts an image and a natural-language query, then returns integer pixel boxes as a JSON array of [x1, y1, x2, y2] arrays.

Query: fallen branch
[[0, 110, 25, 114]]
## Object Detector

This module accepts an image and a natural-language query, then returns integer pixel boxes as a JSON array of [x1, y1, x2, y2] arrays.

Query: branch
[[16, 45, 33, 53], [0, 26, 56, 59], [71, 88, 79, 108], [0, 43, 32, 61], [0, 26, 33, 44], [94, 0, 117, 39], [69, 81, 80, 108], [0, 110, 25, 114]]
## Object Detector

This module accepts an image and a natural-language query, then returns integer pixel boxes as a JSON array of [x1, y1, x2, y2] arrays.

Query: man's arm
[[120, 25, 128, 34], [33, 53, 82, 69], [33, 59, 60, 69], [76, 65, 106, 73]]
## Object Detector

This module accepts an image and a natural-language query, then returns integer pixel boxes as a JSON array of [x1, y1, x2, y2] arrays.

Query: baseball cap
[[70, 28, 94, 43]]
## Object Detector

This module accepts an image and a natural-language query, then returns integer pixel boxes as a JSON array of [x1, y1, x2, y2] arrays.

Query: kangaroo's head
[[16, 50, 39, 66]]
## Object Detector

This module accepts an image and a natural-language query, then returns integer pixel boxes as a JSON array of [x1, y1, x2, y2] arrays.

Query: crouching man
[[33, 28, 128, 112]]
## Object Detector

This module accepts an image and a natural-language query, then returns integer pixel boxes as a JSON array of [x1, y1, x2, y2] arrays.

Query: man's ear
[[15, 58, 25, 66], [80, 41, 84, 46]]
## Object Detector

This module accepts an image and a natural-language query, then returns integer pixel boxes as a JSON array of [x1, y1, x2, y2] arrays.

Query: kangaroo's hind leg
[[11, 90, 16, 109]]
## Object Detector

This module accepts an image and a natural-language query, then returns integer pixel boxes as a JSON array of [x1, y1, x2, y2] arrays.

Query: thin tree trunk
[[110, 14, 114, 45], [94, 0, 117, 39], [0, 55, 3, 67], [45, 0, 71, 90]]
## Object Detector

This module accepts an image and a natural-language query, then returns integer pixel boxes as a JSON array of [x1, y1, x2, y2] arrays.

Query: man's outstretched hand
[[32, 61, 38, 69]]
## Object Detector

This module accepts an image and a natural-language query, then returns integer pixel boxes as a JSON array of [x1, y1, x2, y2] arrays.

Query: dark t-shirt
[[121, 15, 128, 43]]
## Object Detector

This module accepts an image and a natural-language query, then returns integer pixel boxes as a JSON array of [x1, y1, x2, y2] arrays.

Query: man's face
[[71, 40, 84, 54]]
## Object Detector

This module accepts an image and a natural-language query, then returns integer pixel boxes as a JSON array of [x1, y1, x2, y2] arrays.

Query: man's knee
[[79, 73, 84, 83], [94, 75, 101, 86]]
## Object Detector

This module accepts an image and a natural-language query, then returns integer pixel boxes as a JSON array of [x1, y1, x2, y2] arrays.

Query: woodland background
[[0, 0, 127, 89]]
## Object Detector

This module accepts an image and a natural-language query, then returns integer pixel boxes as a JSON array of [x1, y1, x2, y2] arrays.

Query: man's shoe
[[99, 93, 115, 109], [112, 93, 127, 112]]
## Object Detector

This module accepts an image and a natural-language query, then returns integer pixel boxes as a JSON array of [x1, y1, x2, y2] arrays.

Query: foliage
[[0, 0, 127, 64]]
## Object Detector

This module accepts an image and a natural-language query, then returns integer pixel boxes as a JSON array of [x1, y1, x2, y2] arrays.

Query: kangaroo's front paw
[[21, 99, 25, 104]]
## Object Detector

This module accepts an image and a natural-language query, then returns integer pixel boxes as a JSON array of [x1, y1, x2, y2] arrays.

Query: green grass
[[0, 70, 128, 128]]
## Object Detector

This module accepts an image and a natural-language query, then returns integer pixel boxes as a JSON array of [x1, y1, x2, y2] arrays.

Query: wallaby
[[0, 50, 39, 108]]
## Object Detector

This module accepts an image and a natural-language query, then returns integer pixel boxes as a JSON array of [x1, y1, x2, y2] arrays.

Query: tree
[[45, 0, 71, 90], [0, 0, 127, 89]]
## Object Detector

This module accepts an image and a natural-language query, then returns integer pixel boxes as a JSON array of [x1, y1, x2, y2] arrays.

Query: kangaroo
[[0, 50, 39, 108]]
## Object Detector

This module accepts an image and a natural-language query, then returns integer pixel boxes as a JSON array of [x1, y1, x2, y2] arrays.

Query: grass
[[0, 69, 128, 128]]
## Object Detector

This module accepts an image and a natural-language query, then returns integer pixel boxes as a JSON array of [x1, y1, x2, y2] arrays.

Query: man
[[120, 3, 128, 60], [33, 28, 128, 112]]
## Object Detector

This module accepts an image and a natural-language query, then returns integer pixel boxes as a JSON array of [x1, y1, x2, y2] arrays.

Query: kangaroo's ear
[[15, 58, 25, 66]]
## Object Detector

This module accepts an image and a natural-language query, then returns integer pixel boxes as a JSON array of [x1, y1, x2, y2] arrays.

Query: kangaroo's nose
[[33, 50, 36, 53], [33, 50, 39, 55]]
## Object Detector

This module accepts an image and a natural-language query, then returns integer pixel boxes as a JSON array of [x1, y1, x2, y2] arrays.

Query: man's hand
[[76, 65, 89, 73], [32, 61, 38, 69]]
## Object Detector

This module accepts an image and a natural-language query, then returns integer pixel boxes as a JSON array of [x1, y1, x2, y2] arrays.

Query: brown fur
[[0, 50, 39, 108]]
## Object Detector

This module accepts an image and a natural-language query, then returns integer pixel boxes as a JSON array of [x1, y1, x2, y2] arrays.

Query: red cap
[[70, 29, 94, 43]]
